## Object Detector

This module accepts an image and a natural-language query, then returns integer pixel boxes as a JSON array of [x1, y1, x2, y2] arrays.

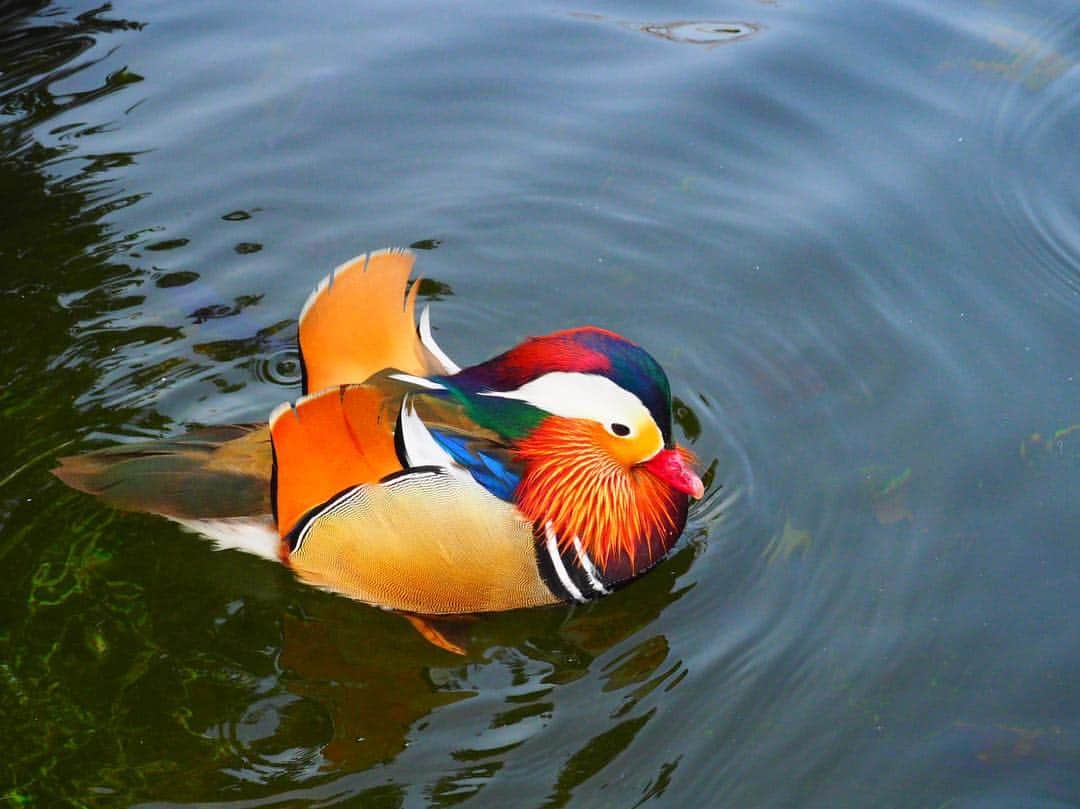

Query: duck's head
[[450, 327, 703, 573]]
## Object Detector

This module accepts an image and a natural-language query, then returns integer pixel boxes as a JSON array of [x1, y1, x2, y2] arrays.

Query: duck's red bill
[[643, 449, 705, 499]]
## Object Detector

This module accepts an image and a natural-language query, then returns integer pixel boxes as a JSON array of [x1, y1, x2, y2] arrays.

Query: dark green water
[[2, 1, 1077, 806]]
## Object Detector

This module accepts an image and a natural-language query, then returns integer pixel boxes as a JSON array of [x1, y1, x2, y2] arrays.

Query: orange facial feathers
[[513, 418, 689, 570]]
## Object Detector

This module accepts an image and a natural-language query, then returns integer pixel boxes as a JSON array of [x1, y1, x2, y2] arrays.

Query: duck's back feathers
[[269, 379, 407, 537], [52, 425, 271, 520]]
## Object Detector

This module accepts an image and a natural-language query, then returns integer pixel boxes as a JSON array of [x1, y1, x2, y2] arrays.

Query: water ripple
[[976, 11, 1080, 308], [252, 347, 302, 387], [570, 13, 762, 47], [631, 20, 762, 47]]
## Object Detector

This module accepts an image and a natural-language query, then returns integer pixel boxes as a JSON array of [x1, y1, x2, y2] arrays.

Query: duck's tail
[[53, 424, 272, 518], [53, 424, 280, 558]]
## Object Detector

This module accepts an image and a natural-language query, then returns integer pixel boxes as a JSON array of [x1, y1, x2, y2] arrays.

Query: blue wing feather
[[429, 429, 520, 501], [430, 431, 480, 465]]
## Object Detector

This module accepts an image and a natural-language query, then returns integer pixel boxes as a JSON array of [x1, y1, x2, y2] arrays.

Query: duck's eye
[[610, 422, 631, 437]]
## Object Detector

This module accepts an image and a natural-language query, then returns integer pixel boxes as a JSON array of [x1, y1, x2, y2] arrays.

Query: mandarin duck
[[54, 249, 703, 622]]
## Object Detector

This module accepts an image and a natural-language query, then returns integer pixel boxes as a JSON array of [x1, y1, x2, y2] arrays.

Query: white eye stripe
[[481, 372, 651, 432]]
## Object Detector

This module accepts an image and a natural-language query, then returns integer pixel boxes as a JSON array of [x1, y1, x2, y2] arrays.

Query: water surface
[[1, 0, 1077, 806]]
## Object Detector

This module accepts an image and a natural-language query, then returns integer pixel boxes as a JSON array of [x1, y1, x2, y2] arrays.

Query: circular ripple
[[254, 348, 302, 386], [979, 12, 1080, 309]]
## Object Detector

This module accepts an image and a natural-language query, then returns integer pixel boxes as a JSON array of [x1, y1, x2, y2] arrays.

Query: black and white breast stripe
[[534, 521, 612, 603], [284, 467, 447, 554], [283, 483, 367, 553]]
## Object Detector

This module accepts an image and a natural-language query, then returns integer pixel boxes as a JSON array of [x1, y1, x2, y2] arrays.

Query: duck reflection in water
[[277, 536, 698, 771]]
